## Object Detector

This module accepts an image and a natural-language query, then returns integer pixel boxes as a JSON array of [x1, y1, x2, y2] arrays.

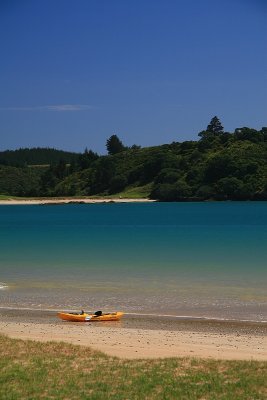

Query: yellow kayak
[[58, 311, 124, 322]]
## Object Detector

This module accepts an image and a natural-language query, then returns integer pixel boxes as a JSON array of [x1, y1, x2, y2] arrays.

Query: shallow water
[[0, 202, 266, 321]]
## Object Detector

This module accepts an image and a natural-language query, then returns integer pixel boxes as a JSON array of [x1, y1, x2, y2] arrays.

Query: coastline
[[0, 308, 266, 360], [0, 197, 155, 205]]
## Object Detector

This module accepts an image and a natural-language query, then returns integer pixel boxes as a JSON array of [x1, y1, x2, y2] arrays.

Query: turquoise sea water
[[0, 202, 266, 321]]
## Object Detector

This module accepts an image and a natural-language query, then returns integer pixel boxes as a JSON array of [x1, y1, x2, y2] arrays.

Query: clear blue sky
[[0, 0, 266, 153]]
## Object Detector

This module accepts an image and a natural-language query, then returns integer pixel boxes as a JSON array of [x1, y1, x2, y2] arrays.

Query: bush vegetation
[[1, 118, 267, 201]]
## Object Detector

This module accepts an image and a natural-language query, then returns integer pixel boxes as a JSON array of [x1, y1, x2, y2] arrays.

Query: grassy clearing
[[0, 194, 47, 200], [0, 334, 266, 400], [113, 183, 153, 199], [0, 194, 31, 200]]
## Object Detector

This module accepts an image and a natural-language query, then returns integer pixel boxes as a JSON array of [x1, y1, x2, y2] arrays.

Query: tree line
[[0, 117, 267, 200]]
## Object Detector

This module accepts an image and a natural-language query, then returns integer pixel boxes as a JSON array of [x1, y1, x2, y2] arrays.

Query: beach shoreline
[[0, 197, 155, 205], [0, 308, 266, 360]]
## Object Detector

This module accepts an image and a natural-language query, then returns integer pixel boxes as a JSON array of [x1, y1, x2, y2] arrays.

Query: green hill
[[1, 121, 267, 201]]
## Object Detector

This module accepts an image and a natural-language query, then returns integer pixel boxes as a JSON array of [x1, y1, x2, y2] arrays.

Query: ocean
[[0, 202, 266, 321]]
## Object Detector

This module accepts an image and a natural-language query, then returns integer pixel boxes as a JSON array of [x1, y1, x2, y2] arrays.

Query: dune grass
[[0, 334, 266, 400]]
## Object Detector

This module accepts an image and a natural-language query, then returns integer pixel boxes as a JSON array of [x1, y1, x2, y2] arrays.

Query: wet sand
[[0, 308, 266, 360]]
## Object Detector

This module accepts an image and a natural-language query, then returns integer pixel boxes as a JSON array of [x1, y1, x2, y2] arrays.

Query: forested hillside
[[0, 147, 80, 166], [1, 118, 267, 201]]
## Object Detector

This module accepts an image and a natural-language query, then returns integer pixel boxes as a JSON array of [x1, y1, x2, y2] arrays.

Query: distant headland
[[1, 117, 267, 202]]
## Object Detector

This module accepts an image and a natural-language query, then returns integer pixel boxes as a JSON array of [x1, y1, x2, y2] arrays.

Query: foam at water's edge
[[0, 283, 8, 290]]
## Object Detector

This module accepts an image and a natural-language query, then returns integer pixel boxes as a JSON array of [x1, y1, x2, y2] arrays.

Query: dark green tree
[[0, 165, 41, 196], [196, 185, 215, 200], [261, 127, 267, 141], [207, 116, 224, 134], [78, 148, 98, 170], [154, 168, 181, 184], [40, 168, 58, 195], [216, 177, 244, 199], [54, 159, 67, 180], [106, 135, 125, 155], [109, 174, 128, 194], [234, 127, 264, 143], [150, 179, 192, 201], [204, 153, 232, 183], [198, 116, 224, 140], [90, 157, 116, 193]]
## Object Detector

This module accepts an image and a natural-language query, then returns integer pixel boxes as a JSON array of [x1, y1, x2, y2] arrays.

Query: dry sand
[[0, 314, 266, 360], [0, 198, 155, 205]]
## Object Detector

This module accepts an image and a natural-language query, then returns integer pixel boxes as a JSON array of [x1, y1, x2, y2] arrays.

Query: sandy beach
[[0, 309, 266, 360], [0, 198, 155, 205]]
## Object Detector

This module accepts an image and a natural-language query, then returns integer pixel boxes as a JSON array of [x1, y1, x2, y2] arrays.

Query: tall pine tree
[[106, 134, 125, 155], [206, 116, 224, 135]]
